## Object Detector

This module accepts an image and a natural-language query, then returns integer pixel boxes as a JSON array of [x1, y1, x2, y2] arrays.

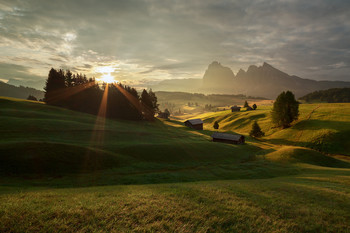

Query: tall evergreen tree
[[244, 100, 249, 108], [141, 89, 154, 119], [271, 91, 299, 128], [249, 121, 264, 137], [44, 68, 66, 106]]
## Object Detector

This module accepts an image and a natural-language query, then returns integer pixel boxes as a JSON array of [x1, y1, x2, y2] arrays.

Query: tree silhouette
[[213, 121, 219, 129], [244, 100, 249, 108], [43, 68, 156, 121], [252, 104, 257, 110], [27, 95, 37, 101], [44, 68, 66, 106], [249, 121, 264, 137]]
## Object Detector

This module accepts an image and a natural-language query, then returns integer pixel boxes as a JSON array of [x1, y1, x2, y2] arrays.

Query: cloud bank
[[0, 0, 349, 89]]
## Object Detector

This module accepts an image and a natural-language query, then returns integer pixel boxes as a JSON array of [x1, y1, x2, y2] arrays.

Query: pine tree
[[141, 89, 155, 119], [244, 100, 249, 108], [44, 68, 66, 106], [271, 91, 299, 128], [249, 121, 264, 137]]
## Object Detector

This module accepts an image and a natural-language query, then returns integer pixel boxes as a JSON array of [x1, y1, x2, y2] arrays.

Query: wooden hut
[[157, 112, 169, 119], [184, 119, 203, 130], [211, 132, 245, 144], [231, 105, 241, 112]]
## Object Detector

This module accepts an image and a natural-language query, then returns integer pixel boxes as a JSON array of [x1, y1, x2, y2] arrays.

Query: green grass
[[198, 103, 350, 155], [1, 97, 350, 232]]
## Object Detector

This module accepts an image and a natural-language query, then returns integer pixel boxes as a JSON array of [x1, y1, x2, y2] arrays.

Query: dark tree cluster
[[299, 88, 350, 103], [27, 95, 37, 101], [243, 101, 257, 110], [204, 104, 213, 110], [44, 68, 158, 121]]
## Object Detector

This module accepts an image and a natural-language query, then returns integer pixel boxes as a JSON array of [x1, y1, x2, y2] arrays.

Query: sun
[[100, 73, 115, 83]]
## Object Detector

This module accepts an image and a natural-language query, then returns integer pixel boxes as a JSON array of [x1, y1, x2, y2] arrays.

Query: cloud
[[0, 0, 349, 87]]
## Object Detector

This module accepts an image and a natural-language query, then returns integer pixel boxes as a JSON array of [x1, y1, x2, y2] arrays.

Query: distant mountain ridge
[[201, 61, 350, 99], [0, 81, 44, 100]]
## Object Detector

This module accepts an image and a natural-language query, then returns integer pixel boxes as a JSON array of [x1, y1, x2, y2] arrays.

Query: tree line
[[299, 88, 350, 103], [44, 68, 158, 120]]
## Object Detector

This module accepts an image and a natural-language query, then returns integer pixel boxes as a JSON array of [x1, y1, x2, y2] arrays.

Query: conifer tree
[[249, 121, 264, 137], [271, 91, 299, 128]]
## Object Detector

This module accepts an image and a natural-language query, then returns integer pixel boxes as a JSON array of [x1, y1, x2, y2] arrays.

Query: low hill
[[195, 103, 350, 156], [1, 96, 349, 182], [0, 81, 44, 100], [299, 87, 350, 103]]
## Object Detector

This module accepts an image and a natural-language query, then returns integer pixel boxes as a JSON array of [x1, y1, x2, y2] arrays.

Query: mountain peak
[[262, 62, 276, 70]]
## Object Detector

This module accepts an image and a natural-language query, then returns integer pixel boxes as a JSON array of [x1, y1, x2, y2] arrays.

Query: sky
[[0, 0, 350, 89]]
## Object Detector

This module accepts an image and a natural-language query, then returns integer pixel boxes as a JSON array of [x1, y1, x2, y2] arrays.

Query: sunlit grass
[[1, 97, 350, 232]]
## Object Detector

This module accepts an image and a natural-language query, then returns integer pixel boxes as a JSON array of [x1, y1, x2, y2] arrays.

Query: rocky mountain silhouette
[[201, 61, 350, 99]]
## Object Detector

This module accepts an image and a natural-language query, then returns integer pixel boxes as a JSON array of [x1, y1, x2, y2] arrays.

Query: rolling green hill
[[196, 103, 350, 156], [1, 97, 350, 232]]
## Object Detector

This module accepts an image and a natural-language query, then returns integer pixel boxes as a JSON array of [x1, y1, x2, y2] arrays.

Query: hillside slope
[[0, 81, 44, 100], [1, 97, 349, 185], [196, 103, 350, 156]]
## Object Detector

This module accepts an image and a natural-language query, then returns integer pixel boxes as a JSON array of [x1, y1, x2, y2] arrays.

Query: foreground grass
[[1, 171, 350, 232]]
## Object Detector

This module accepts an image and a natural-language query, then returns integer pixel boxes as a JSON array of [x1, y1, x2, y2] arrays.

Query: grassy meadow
[[0, 97, 350, 232]]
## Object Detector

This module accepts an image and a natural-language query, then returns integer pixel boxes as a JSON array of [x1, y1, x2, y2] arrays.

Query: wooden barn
[[184, 119, 203, 130], [211, 132, 245, 144], [231, 105, 241, 112]]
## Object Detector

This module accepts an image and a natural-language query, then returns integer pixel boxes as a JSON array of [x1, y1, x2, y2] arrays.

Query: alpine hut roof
[[211, 132, 243, 141], [185, 119, 203, 125]]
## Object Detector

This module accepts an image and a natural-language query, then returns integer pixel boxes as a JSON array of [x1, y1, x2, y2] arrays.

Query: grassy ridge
[[196, 103, 350, 155], [1, 97, 350, 232]]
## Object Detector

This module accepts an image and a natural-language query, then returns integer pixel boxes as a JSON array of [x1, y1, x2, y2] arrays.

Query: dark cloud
[[0, 0, 349, 83]]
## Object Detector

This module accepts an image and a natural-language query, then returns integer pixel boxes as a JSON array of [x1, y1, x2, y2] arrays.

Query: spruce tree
[[44, 68, 66, 106], [244, 101, 249, 108], [249, 121, 264, 137]]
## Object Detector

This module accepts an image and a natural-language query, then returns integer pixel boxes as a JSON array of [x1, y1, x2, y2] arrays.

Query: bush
[[213, 121, 219, 129]]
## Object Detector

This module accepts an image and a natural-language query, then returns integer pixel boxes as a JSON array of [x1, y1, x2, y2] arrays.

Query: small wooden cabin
[[157, 112, 169, 119], [184, 119, 203, 130], [231, 105, 241, 112], [211, 132, 245, 144]]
